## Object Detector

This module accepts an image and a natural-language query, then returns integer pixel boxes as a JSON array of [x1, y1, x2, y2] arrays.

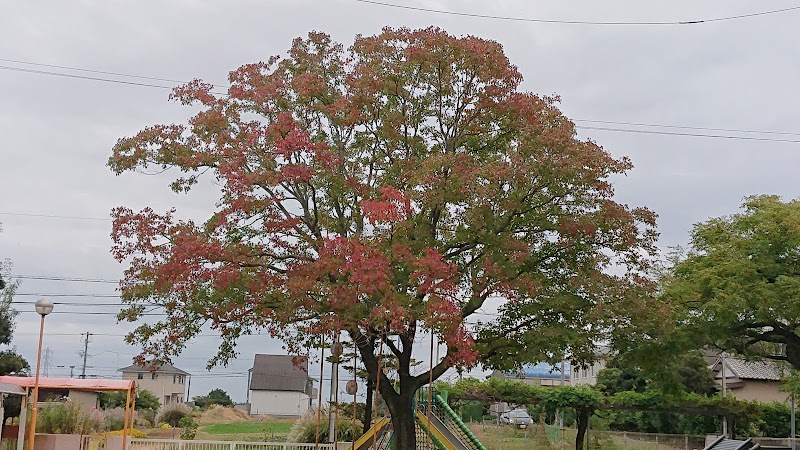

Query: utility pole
[[721, 354, 728, 437], [79, 332, 92, 379], [559, 360, 566, 429]]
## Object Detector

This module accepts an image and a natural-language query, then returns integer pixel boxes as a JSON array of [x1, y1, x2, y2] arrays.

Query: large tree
[[108, 28, 656, 449], [663, 195, 800, 369]]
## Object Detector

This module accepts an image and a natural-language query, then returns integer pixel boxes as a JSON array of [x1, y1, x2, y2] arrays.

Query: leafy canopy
[[663, 195, 800, 369], [193, 388, 233, 408], [100, 388, 160, 411], [108, 28, 656, 448]]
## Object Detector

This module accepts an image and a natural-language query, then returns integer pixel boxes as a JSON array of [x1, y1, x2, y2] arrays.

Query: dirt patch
[[198, 405, 252, 424]]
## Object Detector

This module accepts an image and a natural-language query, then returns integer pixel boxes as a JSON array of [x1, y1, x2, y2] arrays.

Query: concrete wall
[[121, 372, 186, 406], [250, 390, 311, 417], [33, 433, 81, 450], [730, 380, 790, 403], [67, 390, 99, 410]]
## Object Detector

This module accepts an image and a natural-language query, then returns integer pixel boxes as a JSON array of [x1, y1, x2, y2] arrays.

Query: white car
[[500, 410, 534, 428]]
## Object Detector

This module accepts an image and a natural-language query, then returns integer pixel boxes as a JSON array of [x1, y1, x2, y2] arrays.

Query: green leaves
[[664, 195, 800, 368]]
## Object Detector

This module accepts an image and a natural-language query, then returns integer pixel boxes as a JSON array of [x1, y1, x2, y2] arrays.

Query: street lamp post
[[27, 298, 53, 450], [328, 339, 343, 444]]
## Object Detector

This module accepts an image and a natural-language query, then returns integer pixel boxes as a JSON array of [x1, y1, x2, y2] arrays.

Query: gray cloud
[[2, 0, 800, 401]]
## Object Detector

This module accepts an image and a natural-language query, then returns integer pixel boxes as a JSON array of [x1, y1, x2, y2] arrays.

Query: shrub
[[179, 416, 198, 440], [102, 407, 126, 431], [286, 407, 362, 443], [36, 400, 101, 434], [107, 428, 148, 438], [156, 403, 190, 427]]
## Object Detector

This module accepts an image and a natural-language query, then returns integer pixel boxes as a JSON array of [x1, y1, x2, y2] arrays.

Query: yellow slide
[[349, 417, 391, 450], [415, 411, 471, 450]]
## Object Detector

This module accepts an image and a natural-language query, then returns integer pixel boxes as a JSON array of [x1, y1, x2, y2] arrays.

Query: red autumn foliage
[[108, 27, 657, 450]]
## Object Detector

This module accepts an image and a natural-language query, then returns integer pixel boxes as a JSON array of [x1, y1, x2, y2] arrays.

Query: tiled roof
[[716, 357, 786, 381], [118, 363, 189, 376], [250, 354, 313, 393]]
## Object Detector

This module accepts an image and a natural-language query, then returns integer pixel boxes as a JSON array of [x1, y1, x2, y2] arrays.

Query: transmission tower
[[42, 347, 53, 377]]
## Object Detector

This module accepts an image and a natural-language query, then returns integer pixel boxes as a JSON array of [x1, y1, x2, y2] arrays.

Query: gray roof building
[[118, 363, 190, 376], [250, 354, 314, 395]]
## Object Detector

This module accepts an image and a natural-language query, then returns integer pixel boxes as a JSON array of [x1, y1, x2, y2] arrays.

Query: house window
[[137, 374, 143, 380], [591, 365, 595, 377], [152, 373, 158, 380], [173, 375, 177, 383]]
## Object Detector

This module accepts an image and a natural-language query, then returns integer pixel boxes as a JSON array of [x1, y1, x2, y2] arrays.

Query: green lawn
[[201, 421, 294, 435]]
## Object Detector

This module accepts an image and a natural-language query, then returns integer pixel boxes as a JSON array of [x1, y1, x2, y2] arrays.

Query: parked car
[[500, 410, 533, 428]]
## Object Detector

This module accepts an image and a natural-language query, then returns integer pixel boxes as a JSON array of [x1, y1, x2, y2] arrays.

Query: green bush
[[36, 400, 101, 434], [179, 416, 198, 440]]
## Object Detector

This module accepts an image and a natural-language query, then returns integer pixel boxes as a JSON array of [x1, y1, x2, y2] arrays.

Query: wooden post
[[16, 394, 27, 450], [121, 386, 132, 450]]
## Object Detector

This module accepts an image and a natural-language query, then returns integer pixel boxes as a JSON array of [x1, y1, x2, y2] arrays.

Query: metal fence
[[469, 422, 709, 450], [128, 440, 344, 450]]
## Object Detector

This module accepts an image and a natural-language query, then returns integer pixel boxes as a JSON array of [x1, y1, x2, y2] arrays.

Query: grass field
[[196, 419, 295, 442]]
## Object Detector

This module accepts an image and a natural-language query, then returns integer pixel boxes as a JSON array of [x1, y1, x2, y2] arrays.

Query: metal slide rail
[[415, 390, 484, 450], [431, 395, 487, 450]]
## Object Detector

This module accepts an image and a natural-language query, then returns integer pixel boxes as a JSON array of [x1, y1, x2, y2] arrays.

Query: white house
[[248, 354, 315, 417], [571, 346, 612, 386]]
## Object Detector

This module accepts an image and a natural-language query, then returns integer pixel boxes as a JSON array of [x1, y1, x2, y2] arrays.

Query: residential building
[[571, 346, 612, 386], [710, 356, 789, 403], [119, 363, 189, 406], [248, 354, 315, 417]]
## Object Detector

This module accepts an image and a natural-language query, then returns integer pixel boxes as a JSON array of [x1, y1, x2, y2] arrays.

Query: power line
[[0, 212, 110, 221], [575, 119, 800, 137], [0, 65, 227, 95], [2, 62, 800, 144], [13, 293, 120, 298], [0, 58, 191, 85], [0, 58, 228, 88], [577, 125, 800, 143], [11, 302, 124, 306], [11, 275, 117, 283], [0, 65, 181, 91], [352, 0, 800, 25]]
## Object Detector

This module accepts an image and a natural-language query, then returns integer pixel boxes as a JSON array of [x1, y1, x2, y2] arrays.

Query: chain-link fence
[[466, 422, 708, 450]]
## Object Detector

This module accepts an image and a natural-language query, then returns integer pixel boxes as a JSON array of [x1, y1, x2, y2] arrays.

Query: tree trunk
[[575, 409, 590, 450], [363, 378, 375, 435], [385, 392, 416, 450]]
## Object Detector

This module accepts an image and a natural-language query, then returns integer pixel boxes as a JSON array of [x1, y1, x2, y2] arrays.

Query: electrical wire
[[10, 274, 118, 283], [2, 60, 800, 144], [0, 58, 193, 85], [0, 212, 111, 221], [0, 65, 227, 95], [575, 119, 800, 137], [578, 125, 800, 143], [352, 0, 800, 26], [13, 293, 120, 297]]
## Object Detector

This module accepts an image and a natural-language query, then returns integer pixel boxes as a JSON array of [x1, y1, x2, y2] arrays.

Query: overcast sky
[[2, 0, 800, 403]]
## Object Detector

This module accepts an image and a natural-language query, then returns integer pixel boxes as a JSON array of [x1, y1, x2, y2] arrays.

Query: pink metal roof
[[0, 376, 134, 391]]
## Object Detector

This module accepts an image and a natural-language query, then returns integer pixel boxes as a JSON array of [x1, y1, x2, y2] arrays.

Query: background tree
[[109, 28, 657, 449], [193, 388, 233, 408], [663, 195, 800, 369], [100, 388, 160, 411]]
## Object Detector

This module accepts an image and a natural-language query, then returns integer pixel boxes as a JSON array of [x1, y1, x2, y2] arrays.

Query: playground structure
[[350, 389, 486, 450]]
